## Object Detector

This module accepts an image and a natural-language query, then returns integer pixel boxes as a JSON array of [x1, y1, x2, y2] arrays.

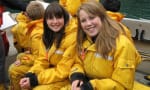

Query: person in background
[[19, 2, 77, 90], [102, 0, 123, 22], [69, 1, 147, 90], [59, 0, 99, 17], [11, 12, 30, 53], [0, 35, 5, 90], [102, 0, 133, 42], [8, 1, 45, 90], [0, 0, 27, 90]]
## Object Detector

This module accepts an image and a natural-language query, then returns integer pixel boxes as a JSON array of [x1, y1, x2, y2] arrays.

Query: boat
[[1, 12, 150, 89]]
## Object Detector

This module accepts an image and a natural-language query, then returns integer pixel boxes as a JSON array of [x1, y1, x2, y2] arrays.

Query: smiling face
[[79, 10, 102, 37], [46, 16, 64, 32]]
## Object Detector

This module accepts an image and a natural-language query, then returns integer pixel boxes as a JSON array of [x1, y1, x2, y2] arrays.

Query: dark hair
[[102, 0, 121, 12], [43, 2, 69, 49]]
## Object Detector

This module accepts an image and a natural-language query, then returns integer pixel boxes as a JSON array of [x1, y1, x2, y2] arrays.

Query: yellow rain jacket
[[106, 11, 133, 42], [107, 11, 124, 22], [17, 19, 43, 66], [59, 0, 99, 16], [70, 34, 141, 90], [8, 18, 44, 90], [28, 18, 77, 85], [119, 22, 133, 43], [11, 12, 30, 52]]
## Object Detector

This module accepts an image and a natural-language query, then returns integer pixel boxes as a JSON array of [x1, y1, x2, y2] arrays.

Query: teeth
[[87, 27, 94, 30]]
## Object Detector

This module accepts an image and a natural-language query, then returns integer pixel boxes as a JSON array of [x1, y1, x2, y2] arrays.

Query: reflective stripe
[[95, 53, 113, 61], [55, 50, 64, 54]]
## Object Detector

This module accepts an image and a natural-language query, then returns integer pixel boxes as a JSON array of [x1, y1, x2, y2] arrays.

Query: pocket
[[116, 58, 135, 69]]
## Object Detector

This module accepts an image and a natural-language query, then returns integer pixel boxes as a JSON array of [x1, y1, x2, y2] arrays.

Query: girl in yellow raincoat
[[19, 2, 77, 90], [8, 1, 45, 90], [70, 1, 150, 90]]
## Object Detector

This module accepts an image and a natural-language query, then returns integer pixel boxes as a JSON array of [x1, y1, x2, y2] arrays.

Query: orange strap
[[81, 48, 86, 60]]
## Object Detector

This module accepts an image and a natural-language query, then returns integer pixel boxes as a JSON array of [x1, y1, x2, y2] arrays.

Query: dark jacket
[[0, 35, 5, 83]]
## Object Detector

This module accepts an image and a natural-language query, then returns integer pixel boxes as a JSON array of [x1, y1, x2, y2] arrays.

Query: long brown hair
[[77, 1, 125, 58]]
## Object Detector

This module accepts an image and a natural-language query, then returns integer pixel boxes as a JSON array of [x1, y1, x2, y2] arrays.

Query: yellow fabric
[[59, 0, 99, 16], [107, 11, 133, 43], [107, 11, 124, 22], [133, 81, 150, 90], [0, 84, 5, 90], [28, 18, 77, 88], [71, 34, 141, 90], [70, 53, 84, 76], [17, 53, 34, 66], [33, 80, 70, 90], [19, 19, 44, 66], [9, 19, 44, 90], [11, 12, 30, 52], [8, 64, 31, 90]]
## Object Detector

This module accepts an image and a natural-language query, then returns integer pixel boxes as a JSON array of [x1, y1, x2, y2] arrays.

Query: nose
[[86, 20, 92, 26], [53, 18, 58, 23]]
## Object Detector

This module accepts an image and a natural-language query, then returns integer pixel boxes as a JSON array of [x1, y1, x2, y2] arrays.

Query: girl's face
[[46, 17, 64, 32], [79, 10, 102, 37]]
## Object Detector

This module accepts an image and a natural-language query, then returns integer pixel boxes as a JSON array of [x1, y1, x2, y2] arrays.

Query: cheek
[[60, 19, 65, 25], [46, 20, 51, 25], [97, 18, 102, 28], [81, 23, 85, 29]]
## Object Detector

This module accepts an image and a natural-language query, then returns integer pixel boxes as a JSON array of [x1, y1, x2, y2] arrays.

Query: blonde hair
[[26, 1, 44, 20], [77, 1, 125, 58]]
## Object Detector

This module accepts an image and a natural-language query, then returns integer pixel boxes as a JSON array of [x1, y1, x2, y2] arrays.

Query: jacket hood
[[16, 12, 30, 22], [107, 11, 124, 22]]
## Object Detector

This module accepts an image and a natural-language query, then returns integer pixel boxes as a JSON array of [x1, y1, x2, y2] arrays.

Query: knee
[[8, 64, 19, 77]]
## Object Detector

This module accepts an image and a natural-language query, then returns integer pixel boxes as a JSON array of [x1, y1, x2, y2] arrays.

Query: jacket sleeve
[[37, 44, 76, 84], [19, 29, 43, 66], [27, 41, 49, 75], [88, 35, 141, 90], [70, 52, 85, 82]]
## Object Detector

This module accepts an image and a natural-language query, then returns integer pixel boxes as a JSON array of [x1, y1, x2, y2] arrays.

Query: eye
[[89, 16, 95, 20], [80, 18, 86, 23]]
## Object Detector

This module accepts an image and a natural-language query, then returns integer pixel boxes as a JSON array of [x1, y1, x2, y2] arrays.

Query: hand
[[13, 59, 21, 66], [71, 80, 83, 90], [24, 50, 31, 54], [19, 77, 31, 89]]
